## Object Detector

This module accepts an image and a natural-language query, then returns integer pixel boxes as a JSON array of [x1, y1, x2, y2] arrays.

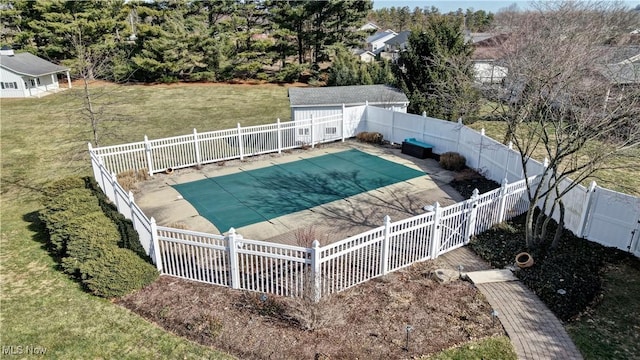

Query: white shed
[[288, 85, 409, 144], [0, 47, 71, 98]]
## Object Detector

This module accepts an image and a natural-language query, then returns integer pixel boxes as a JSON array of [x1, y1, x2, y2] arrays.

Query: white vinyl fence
[[91, 144, 531, 299], [89, 105, 640, 300]]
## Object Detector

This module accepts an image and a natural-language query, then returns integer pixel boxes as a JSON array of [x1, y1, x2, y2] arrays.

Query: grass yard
[[3, 82, 635, 358], [1, 83, 291, 358], [467, 121, 640, 196]]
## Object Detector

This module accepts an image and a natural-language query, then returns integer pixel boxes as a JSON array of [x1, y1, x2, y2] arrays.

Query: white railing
[[88, 105, 640, 300]]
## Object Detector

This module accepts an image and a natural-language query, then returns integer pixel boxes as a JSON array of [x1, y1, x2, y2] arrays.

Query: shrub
[[188, 71, 216, 82], [355, 131, 383, 144], [43, 176, 87, 197], [40, 188, 102, 256], [85, 177, 151, 262], [80, 247, 159, 298], [61, 211, 121, 276], [275, 63, 307, 83], [440, 152, 466, 171]]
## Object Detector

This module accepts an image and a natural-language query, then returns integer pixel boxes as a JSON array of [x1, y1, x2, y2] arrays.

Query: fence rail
[[89, 105, 640, 301]]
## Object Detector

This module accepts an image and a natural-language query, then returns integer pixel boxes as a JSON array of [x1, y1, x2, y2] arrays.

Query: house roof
[[600, 45, 640, 64], [0, 52, 69, 77], [288, 85, 409, 107], [366, 30, 397, 44], [384, 31, 410, 46], [598, 62, 640, 85]]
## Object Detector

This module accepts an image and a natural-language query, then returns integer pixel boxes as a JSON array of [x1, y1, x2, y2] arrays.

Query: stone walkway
[[438, 247, 584, 360]]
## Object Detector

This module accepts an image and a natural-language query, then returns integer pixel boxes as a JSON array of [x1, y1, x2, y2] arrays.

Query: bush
[[86, 177, 151, 262], [61, 211, 121, 276], [355, 131, 383, 144], [275, 63, 307, 83], [188, 71, 216, 82], [43, 176, 87, 197], [80, 247, 159, 298], [39, 176, 159, 298], [40, 188, 102, 256], [440, 152, 466, 171]]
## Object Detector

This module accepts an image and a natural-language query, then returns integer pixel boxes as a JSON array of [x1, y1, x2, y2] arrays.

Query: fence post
[[341, 104, 346, 142], [429, 202, 442, 259], [150, 217, 163, 272], [578, 181, 598, 238], [476, 128, 485, 173], [227, 228, 242, 289], [504, 141, 513, 182], [144, 135, 154, 176], [310, 115, 315, 148], [311, 240, 321, 302], [456, 118, 463, 154], [276, 118, 282, 153], [237, 123, 244, 160], [193, 128, 202, 167], [110, 172, 120, 209], [381, 215, 391, 275], [498, 179, 509, 222], [465, 189, 480, 243], [98, 157, 108, 192], [128, 191, 137, 230]]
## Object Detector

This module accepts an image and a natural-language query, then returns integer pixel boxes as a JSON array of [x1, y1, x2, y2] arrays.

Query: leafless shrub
[[116, 168, 149, 192], [356, 131, 384, 144], [294, 226, 317, 247], [284, 273, 343, 331], [439, 152, 466, 171]]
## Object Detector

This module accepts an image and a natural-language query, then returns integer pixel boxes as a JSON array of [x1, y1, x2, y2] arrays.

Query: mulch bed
[[118, 259, 504, 359]]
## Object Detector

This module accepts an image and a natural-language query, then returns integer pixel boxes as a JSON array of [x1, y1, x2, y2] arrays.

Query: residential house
[[359, 22, 380, 32], [366, 30, 397, 55], [469, 33, 509, 84], [0, 47, 71, 98], [380, 31, 410, 62], [352, 49, 377, 63], [597, 46, 640, 105]]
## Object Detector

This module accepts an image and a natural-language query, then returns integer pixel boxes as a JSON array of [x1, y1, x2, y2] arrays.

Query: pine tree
[[394, 15, 478, 119]]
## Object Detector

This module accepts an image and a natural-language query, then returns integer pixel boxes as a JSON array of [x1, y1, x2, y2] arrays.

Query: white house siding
[[0, 68, 27, 97], [0, 68, 62, 98], [291, 106, 344, 144], [473, 62, 508, 84]]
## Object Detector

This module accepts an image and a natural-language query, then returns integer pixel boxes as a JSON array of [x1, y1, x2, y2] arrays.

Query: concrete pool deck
[[133, 140, 465, 245]]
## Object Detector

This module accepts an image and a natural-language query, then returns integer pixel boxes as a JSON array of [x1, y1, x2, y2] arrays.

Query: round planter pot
[[516, 252, 534, 268], [165, 167, 174, 175]]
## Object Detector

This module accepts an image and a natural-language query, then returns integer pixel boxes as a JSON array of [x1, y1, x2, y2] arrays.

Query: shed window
[[325, 127, 337, 135], [298, 128, 310, 135], [2, 82, 17, 89], [29, 78, 40, 86]]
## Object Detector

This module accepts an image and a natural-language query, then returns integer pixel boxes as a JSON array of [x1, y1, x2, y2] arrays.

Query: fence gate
[[583, 187, 640, 256]]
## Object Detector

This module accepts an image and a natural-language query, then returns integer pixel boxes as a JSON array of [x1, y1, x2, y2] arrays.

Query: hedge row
[[39, 176, 158, 298]]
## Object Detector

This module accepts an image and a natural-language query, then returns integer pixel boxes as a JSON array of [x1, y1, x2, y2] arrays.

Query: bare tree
[[493, 1, 640, 248], [68, 27, 132, 147]]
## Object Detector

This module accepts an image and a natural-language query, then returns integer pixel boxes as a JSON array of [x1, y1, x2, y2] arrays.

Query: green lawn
[[1, 83, 291, 359], [566, 259, 640, 360]]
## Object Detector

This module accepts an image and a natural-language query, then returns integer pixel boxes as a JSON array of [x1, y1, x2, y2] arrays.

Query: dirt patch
[[118, 259, 504, 359]]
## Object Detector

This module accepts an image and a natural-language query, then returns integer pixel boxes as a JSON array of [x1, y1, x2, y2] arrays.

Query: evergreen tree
[[394, 15, 478, 120]]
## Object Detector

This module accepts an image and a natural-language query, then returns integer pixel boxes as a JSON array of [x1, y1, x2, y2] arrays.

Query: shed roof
[[0, 52, 69, 77], [288, 85, 409, 107]]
